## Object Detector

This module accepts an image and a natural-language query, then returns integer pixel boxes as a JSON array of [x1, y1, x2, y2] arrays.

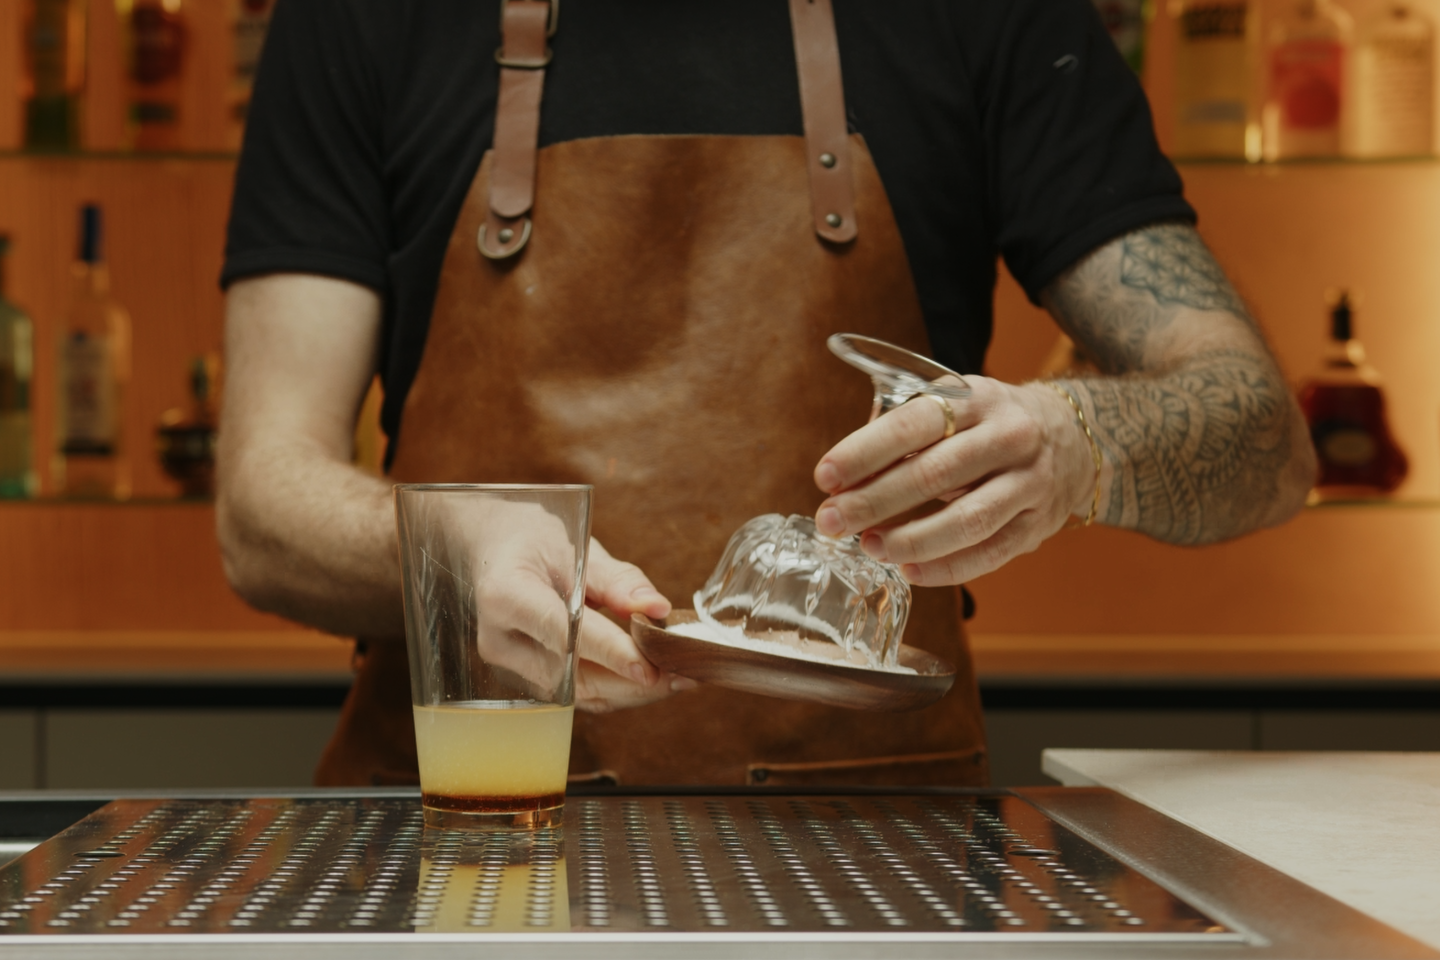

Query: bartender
[[216, 0, 1315, 787]]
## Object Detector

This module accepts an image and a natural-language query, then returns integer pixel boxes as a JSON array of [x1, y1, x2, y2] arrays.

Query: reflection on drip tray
[[0, 794, 1234, 937]]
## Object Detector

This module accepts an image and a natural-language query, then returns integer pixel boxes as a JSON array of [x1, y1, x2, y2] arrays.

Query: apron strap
[[479, 0, 555, 259], [482, 0, 856, 256], [789, 0, 857, 244]]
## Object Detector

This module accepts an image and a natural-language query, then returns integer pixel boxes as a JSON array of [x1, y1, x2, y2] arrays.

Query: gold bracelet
[[1043, 382, 1102, 527]]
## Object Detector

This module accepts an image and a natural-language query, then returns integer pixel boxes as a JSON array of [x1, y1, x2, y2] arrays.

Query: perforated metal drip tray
[[0, 789, 1431, 958], [0, 793, 1205, 935]]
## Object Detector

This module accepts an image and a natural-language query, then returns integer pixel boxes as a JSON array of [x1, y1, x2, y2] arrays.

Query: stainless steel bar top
[[0, 787, 1432, 959]]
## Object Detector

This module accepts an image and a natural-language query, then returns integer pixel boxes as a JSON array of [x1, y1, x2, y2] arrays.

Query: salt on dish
[[667, 596, 919, 676]]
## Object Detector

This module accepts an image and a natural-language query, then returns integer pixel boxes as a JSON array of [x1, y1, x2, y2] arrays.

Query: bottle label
[[0, 321, 32, 413], [1356, 35, 1434, 156], [26, 0, 74, 98], [61, 334, 117, 455], [0, 361, 24, 413], [131, 4, 186, 86], [1314, 421, 1377, 467], [1271, 40, 1344, 129], [1181, 3, 1248, 40]]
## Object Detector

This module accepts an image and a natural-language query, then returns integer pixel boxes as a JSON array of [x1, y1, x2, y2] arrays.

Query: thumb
[[585, 538, 672, 620]]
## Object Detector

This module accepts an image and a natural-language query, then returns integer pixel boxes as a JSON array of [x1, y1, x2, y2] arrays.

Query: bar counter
[[0, 751, 1435, 959]]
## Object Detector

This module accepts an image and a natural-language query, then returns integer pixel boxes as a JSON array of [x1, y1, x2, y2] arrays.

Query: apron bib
[[314, 0, 988, 788]]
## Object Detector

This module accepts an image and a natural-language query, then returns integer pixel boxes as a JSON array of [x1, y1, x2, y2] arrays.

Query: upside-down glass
[[692, 336, 971, 670], [395, 484, 591, 830]]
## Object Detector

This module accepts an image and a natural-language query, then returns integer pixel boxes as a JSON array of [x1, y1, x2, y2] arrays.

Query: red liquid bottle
[[1298, 292, 1408, 497]]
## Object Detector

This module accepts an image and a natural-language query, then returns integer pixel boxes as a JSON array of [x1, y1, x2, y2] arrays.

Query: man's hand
[[458, 501, 694, 712], [575, 539, 698, 712], [812, 376, 1097, 586], [811, 223, 1316, 587]]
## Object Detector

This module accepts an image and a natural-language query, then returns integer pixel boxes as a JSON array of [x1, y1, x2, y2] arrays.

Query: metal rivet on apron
[[498, 228, 515, 243], [825, 213, 843, 228], [819, 152, 836, 168]]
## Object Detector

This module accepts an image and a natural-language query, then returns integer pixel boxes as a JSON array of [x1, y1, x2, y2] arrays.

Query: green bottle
[[0, 236, 37, 498], [24, 0, 86, 151]]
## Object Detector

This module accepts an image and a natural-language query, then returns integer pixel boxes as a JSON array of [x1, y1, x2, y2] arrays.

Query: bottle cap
[[1330, 291, 1353, 342], [78, 205, 103, 264]]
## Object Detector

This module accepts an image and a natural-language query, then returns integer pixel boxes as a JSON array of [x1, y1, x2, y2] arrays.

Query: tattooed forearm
[[1064, 353, 1293, 543], [1042, 222, 1314, 543]]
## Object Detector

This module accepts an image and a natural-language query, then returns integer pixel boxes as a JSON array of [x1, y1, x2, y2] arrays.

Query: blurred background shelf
[[0, 151, 237, 162]]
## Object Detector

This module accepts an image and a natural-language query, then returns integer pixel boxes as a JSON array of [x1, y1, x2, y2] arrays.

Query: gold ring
[[909, 393, 955, 439]]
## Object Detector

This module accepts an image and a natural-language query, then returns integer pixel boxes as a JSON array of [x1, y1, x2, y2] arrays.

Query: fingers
[[473, 571, 573, 697], [814, 382, 981, 498], [899, 508, 1054, 587], [585, 538, 671, 620], [859, 472, 1032, 565], [578, 607, 661, 687], [476, 570, 574, 657], [575, 662, 699, 714], [824, 423, 1013, 538]]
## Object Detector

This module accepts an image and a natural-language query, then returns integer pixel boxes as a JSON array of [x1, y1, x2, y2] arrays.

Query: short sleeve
[[980, 0, 1195, 301], [221, 0, 392, 293]]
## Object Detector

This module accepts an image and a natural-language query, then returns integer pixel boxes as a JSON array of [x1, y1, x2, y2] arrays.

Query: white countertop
[[1043, 749, 1440, 951]]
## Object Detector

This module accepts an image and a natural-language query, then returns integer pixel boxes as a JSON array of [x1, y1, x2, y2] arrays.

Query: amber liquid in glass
[[413, 701, 574, 828]]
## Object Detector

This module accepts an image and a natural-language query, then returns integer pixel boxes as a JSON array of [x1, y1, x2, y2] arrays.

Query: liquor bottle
[[1298, 292, 1408, 497], [55, 204, 132, 500], [226, 0, 274, 150], [1352, 4, 1434, 158], [156, 354, 219, 498], [1262, 0, 1352, 160], [1173, 0, 1260, 159], [123, 0, 187, 151], [0, 236, 37, 498], [1093, 0, 1151, 73], [22, 0, 86, 150]]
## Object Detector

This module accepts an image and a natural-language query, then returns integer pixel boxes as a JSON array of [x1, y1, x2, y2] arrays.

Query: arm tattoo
[[1077, 353, 1292, 543], [1044, 223, 1307, 544], [1119, 227, 1250, 320]]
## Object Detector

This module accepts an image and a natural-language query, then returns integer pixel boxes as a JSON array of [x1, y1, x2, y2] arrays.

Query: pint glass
[[395, 484, 592, 829]]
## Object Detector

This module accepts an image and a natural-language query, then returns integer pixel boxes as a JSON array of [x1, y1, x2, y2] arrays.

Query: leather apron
[[314, 0, 988, 789]]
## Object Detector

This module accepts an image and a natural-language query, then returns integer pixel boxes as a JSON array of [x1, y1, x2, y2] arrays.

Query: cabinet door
[[1259, 711, 1440, 751], [0, 711, 37, 789], [43, 709, 340, 789], [985, 710, 1254, 786]]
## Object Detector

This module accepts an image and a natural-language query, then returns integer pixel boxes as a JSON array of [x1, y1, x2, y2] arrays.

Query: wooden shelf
[[1175, 156, 1440, 168], [0, 151, 237, 163], [972, 632, 1440, 684], [0, 630, 352, 682]]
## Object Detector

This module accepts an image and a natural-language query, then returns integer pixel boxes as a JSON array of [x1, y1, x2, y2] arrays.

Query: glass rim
[[826, 333, 970, 400], [393, 483, 594, 493]]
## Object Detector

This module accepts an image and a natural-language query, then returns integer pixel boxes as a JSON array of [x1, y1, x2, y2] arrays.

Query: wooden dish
[[631, 610, 956, 712]]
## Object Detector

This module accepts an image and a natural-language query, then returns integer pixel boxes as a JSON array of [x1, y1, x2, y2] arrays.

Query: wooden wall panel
[[0, 502, 295, 630], [970, 507, 1440, 637], [0, 0, 19, 151]]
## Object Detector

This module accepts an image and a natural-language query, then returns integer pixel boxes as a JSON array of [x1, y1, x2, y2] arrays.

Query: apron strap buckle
[[483, 0, 554, 262], [789, 0, 858, 245], [478, 216, 532, 260]]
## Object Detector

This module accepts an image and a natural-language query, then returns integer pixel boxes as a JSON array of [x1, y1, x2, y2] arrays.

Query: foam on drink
[[413, 700, 575, 813]]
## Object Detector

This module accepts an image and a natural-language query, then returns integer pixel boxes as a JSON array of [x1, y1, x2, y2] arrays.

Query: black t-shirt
[[222, 0, 1194, 455]]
